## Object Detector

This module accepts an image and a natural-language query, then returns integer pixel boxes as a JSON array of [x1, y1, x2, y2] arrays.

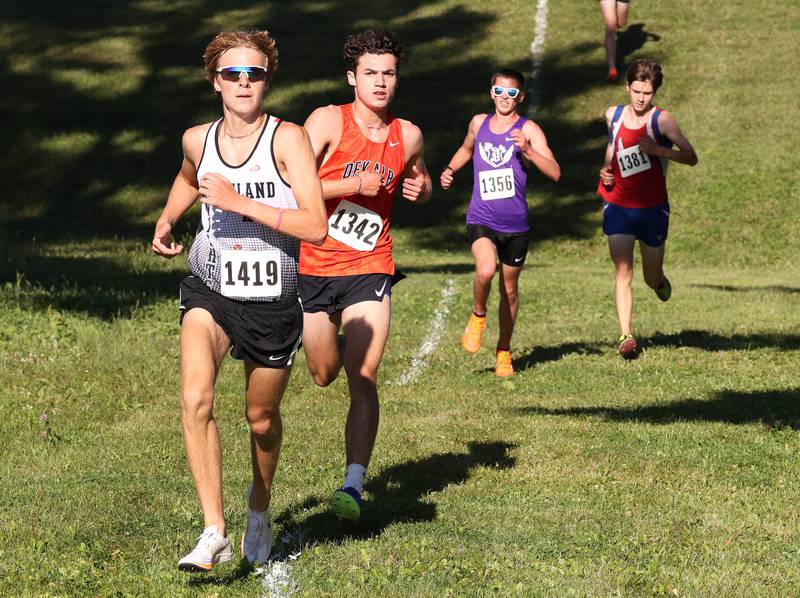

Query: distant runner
[[441, 67, 560, 376], [597, 58, 698, 358]]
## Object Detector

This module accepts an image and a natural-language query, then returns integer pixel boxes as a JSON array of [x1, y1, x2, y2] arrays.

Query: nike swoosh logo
[[249, 164, 261, 171], [505, 137, 515, 142], [268, 354, 287, 361], [514, 257, 524, 263], [375, 280, 387, 297], [389, 141, 399, 147]]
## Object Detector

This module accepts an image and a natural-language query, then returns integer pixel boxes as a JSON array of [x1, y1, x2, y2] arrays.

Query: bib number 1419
[[220, 249, 281, 298]]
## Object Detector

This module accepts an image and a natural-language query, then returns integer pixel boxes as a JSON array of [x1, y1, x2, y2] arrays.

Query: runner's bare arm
[[599, 106, 616, 185], [197, 123, 327, 245], [400, 121, 431, 203], [152, 126, 207, 257], [513, 120, 560, 181], [638, 110, 698, 166], [303, 105, 383, 199], [440, 114, 482, 189]]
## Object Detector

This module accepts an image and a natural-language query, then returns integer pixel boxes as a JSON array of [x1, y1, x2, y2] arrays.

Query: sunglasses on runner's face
[[216, 66, 268, 82], [491, 85, 521, 99]]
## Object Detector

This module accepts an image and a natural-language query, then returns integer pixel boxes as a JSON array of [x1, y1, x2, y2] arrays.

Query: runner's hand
[[402, 164, 426, 202], [151, 220, 183, 258], [599, 164, 614, 186], [638, 136, 657, 155], [509, 129, 530, 152], [440, 168, 454, 190], [358, 172, 383, 197], [198, 173, 244, 213]]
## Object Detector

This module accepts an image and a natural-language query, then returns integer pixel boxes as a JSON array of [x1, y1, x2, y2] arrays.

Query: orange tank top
[[299, 103, 405, 277]]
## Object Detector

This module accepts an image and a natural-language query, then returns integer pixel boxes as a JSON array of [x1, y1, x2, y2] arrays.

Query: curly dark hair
[[343, 30, 404, 72]]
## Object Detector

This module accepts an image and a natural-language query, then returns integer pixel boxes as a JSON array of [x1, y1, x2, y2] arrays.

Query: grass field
[[1, 0, 799, 595]]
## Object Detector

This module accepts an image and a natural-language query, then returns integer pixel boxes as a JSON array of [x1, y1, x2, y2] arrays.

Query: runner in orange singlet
[[299, 30, 431, 520]]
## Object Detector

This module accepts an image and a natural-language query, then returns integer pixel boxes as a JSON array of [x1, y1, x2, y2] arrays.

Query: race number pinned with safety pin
[[220, 249, 282, 298], [478, 167, 515, 200], [616, 143, 652, 178], [327, 200, 383, 251]]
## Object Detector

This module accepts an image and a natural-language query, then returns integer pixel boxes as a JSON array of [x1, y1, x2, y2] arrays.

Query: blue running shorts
[[602, 201, 670, 247]]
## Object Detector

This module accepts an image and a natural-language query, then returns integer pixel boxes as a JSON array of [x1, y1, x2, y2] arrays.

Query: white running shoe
[[177, 525, 233, 573], [241, 483, 272, 565]]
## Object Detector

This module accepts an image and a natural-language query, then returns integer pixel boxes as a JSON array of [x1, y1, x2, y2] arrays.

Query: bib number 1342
[[220, 249, 281, 298], [327, 199, 383, 251]]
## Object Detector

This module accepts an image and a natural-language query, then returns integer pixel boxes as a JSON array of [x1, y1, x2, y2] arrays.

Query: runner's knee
[[181, 388, 214, 422], [476, 263, 496, 284], [246, 406, 280, 438], [643, 270, 663, 289], [344, 363, 378, 388]]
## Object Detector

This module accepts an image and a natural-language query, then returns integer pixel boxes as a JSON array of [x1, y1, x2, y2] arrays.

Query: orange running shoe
[[495, 349, 514, 377], [607, 67, 619, 83], [460, 313, 486, 353]]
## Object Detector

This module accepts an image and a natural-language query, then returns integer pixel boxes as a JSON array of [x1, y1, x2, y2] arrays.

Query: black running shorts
[[467, 224, 530, 267], [298, 273, 395, 315], [178, 275, 302, 368]]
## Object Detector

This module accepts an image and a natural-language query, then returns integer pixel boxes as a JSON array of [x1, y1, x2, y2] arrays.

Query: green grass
[[1, 0, 799, 595]]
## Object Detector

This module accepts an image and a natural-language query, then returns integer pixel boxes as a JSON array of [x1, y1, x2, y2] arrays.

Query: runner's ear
[[346, 70, 356, 87]]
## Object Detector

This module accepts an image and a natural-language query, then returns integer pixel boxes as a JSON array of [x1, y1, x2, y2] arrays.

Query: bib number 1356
[[220, 249, 281, 298]]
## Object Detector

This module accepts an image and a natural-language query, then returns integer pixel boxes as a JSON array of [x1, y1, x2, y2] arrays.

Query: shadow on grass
[[514, 388, 800, 430], [186, 559, 254, 587], [643, 330, 800, 352], [616, 23, 662, 70], [690, 283, 800, 295], [1, 253, 180, 319], [273, 441, 516, 546]]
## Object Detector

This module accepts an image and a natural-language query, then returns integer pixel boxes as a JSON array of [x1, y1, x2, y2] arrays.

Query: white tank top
[[188, 115, 300, 303]]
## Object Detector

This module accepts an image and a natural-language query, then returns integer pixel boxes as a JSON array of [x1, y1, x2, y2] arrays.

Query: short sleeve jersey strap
[[299, 103, 406, 277]]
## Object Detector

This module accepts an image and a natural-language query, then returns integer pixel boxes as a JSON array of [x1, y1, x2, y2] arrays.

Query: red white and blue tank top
[[597, 105, 673, 208]]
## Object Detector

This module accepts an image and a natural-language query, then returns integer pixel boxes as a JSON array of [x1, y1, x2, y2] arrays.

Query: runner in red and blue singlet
[[597, 58, 698, 358]]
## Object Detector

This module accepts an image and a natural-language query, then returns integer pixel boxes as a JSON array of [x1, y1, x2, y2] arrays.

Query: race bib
[[478, 168, 515, 200], [616, 144, 652, 178], [328, 200, 383, 251], [220, 249, 281, 298]]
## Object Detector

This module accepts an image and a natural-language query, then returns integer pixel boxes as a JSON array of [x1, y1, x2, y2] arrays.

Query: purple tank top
[[467, 114, 529, 233]]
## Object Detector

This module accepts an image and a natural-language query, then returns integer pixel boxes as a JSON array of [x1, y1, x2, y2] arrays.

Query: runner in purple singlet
[[440, 67, 560, 376]]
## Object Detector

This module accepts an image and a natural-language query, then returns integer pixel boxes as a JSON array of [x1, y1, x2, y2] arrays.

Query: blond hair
[[202, 30, 278, 84]]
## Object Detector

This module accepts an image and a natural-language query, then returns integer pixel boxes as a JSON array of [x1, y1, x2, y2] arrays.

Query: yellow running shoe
[[460, 313, 486, 354], [495, 349, 514, 377]]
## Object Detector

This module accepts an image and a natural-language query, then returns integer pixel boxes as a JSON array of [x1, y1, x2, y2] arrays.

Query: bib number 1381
[[220, 249, 281, 298]]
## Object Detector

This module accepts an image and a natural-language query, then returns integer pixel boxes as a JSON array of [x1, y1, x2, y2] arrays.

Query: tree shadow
[[0, 252, 180, 319], [0, 2, 667, 317], [514, 388, 800, 430], [643, 330, 800, 352], [690, 283, 800, 295], [272, 441, 516, 546]]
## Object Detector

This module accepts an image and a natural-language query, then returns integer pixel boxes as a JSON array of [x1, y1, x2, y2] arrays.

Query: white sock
[[343, 463, 367, 494]]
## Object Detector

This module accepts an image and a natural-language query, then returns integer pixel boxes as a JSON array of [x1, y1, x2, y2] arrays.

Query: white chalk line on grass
[[527, 0, 549, 118], [257, 527, 305, 598], [393, 278, 456, 386]]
